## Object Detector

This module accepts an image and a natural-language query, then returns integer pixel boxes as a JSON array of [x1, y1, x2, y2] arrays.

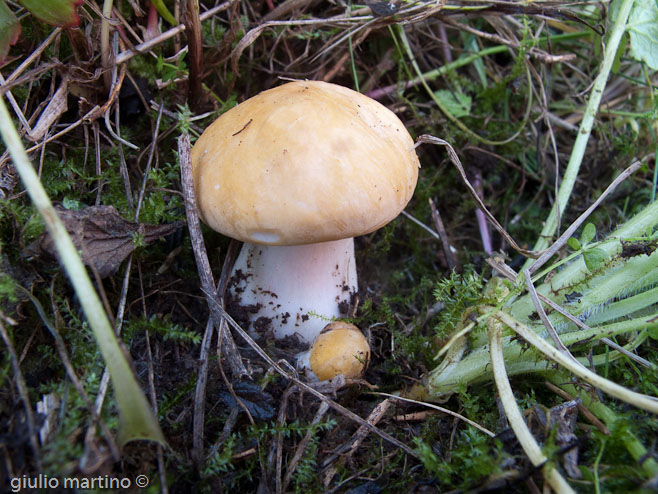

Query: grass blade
[[0, 95, 165, 447]]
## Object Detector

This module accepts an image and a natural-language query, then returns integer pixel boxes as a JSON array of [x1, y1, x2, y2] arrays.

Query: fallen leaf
[[218, 381, 275, 421], [37, 205, 183, 278], [0, 0, 21, 65]]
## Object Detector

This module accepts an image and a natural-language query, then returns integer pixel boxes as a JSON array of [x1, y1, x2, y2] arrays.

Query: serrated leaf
[[567, 237, 581, 251], [625, 0, 658, 69], [583, 247, 608, 272], [580, 223, 596, 246], [433, 90, 472, 118], [19, 0, 82, 27], [0, 0, 21, 65]]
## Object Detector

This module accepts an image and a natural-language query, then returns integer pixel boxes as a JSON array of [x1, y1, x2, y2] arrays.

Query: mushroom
[[191, 80, 419, 344], [296, 321, 370, 381]]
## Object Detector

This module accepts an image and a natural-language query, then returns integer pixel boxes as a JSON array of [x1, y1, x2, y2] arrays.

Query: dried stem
[[0, 319, 42, 472], [184, 0, 204, 111], [177, 133, 248, 378]]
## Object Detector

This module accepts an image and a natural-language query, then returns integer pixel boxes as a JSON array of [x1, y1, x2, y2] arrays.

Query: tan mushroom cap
[[309, 321, 370, 381], [191, 80, 419, 245]]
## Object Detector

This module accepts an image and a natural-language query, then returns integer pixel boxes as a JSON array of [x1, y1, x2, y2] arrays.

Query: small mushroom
[[191, 80, 419, 344], [296, 321, 370, 381]]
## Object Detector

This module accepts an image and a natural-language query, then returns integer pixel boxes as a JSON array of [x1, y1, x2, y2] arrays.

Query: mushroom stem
[[228, 238, 357, 343]]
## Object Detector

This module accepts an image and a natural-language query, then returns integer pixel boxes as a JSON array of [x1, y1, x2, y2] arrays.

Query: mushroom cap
[[309, 321, 370, 380], [191, 80, 419, 245]]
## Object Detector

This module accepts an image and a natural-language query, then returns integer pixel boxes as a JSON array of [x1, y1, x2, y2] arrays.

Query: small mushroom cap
[[191, 80, 419, 245], [309, 321, 370, 381]]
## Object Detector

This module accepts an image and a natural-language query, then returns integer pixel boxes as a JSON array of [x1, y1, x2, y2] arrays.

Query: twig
[[215, 240, 240, 359], [192, 240, 241, 469], [272, 385, 296, 494], [282, 401, 330, 492], [523, 269, 571, 355], [137, 263, 169, 494], [0, 73, 32, 134], [177, 133, 248, 378], [192, 300, 215, 467], [400, 210, 440, 239], [441, 17, 576, 64], [101, 0, 115, 90], [0, 28, 62, 90], [135, 104, 164, 219], [20, 286, 120, 462], [103, 66, 138, 149], [319, 398, 391, 486], [184, 0, 204, 111], [373, 393, 494, 437], [0, 319, 42, 472], [429, 198, 458, 271], [472, 170, 492, 255], [418, 135, 539, 258], [527, 160, 642, 275], [544, 381, 609, 435]]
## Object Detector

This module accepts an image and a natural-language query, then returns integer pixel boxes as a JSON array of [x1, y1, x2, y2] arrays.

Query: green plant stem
[[523, 0, 636, 268], [593, 437, 605, 494], [371, 31, 587, 100], [489, 320, 575, 494], [425, 319, 651, 397], [493, 310, 658, 414], [0, 96, 165, 447]]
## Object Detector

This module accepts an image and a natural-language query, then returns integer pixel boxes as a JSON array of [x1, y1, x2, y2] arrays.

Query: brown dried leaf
[[37, 205, 182, 278]]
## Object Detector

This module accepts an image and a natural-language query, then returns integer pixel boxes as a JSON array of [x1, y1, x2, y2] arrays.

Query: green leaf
[[567, 237, 582, 251], [625, 0, 658, 69], [19, 0, 82, 27], [150, 0, 177, 26], [583, 247, 609, 272], [0, 0, 21, 64], [433, 90, 472, 118], [580, 222, 597, 246]]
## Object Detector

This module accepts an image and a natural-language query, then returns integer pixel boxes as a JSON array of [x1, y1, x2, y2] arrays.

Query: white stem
[[229, 238, 357, 343]]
